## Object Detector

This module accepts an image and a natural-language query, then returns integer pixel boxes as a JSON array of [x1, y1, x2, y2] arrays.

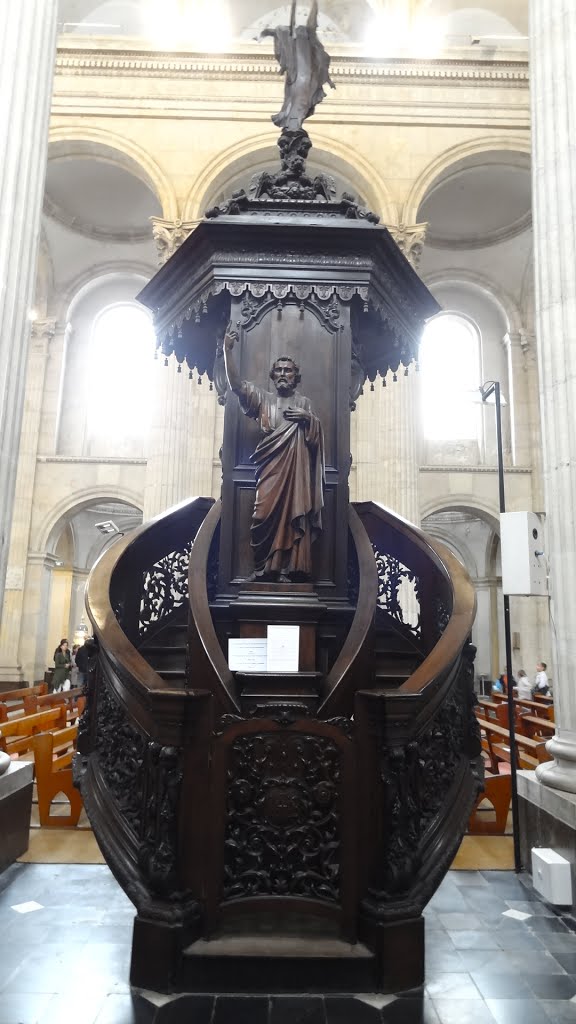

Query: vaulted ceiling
[[57, 0, 528, 47]]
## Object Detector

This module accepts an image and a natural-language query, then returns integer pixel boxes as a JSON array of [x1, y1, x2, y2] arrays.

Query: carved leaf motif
[[94, 678, 147, 837], [223, 732, 342, 903], [138, 543, 192, 638], [372, 546, 421, 639]]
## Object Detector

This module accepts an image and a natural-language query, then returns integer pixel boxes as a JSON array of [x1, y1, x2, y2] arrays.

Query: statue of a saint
[[262, 0, 335, 132], [224, 326, 325, 582]]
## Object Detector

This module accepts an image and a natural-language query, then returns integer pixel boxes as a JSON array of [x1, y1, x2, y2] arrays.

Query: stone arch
[[402, 136, 532, 227], [47, 125, 178, 221], [36, 487, 144, 553], [424, 523, 477, 577], [60, 262, 155, 323], [183, 131, 398, 224], [423, 269, 523, 337], [421, 495, 500, 527]]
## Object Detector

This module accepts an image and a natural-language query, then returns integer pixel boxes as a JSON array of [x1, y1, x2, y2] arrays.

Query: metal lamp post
[[480, 380, 522, 873]]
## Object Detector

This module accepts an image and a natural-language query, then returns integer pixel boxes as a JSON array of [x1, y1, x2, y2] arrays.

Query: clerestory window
[[419, 313, 481, 441]]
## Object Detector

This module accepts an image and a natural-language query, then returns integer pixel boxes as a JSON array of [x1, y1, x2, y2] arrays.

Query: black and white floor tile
[[0, 864, 575, 1023]]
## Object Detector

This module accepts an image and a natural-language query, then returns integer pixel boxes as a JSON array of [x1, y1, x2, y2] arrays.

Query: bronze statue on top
[[224, 326, 325, 583], [262, 0, 335, 132]]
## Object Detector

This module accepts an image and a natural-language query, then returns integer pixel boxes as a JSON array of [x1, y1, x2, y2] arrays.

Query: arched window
[[419, 313, 481, 441], [87, 303, 155, 444]]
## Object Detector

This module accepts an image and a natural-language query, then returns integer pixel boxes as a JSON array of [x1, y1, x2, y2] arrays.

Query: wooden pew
[[469, 773, 512, 835], [34, 724, 83, 827], [0, 706, 67, 756], [520, 715, 556, 740], [534, 694, 554, 706], [25, 688, 84, 715], [476, 714, 552, 771], [478, 699, 524, 730], [0, 683, 48, 721], [490, 692, 554, 720]]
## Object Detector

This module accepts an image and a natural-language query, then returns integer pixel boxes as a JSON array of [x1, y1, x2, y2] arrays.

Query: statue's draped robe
[[238, 382, 325, 578], [271, 25, 333, 131]]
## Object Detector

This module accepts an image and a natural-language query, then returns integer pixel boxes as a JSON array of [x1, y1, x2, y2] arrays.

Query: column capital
[[387, 223, 428, 269], [151, 217, 198, 267], [30, 316, 57, 353]]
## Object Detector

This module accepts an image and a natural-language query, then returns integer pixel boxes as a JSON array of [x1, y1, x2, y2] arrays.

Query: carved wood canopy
[[137, 214, 440, 393]]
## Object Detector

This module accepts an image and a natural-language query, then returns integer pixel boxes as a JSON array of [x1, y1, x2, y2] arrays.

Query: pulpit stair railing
[[80, 494, 480, 994]]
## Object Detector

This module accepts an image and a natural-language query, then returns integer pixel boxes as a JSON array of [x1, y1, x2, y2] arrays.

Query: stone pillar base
[[517, 770, 576, 915], [535, 730, 576, 794], [0, 665, 25, 688]]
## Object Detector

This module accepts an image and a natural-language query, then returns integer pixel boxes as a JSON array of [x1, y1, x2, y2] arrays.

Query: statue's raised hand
[[224, 325, 238, 351]]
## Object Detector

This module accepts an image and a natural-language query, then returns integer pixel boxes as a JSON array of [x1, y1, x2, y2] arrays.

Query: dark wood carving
[[222, 730, 342, 902], [94, 674, 147, 837], [81, 491, 480, 993], [138, 542, 192, 637], [262, 0, 334, 133], [223, 328, 325, 582], [78, 111, 481, 996]]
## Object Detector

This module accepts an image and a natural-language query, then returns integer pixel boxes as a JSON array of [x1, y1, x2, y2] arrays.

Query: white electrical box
[[532, 847, 573, 905], [500, 511, 548, 596]]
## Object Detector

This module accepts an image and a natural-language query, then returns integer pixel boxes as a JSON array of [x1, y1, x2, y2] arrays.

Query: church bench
[[490, 692, 554, 719], [33, 724, 83, 827], [0, 683, 48, 720], [25, 688, 85, 715], [476, 715, 552, 772], [520, 715, 556, 740], [477, 699, 524, 730], [468, 772, 512, 835], [534, 694, 554, 705], [0, 706, 67, 756]]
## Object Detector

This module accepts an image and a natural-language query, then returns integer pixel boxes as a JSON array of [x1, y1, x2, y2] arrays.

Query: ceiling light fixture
[[95, 521, 121, 536]]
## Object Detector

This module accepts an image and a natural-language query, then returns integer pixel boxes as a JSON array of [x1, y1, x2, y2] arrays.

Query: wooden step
[[180, 933, 376, 993]]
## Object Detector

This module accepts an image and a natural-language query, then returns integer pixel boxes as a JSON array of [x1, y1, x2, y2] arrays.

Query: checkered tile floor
[[0, 864, 575, 1023]]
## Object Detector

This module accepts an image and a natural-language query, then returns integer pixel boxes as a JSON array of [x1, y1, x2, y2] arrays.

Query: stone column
[[143, 361, 219, 520], [353, 222, 425, 527], [506, 331, 533, 467], [0, 0, 58, 621], [19, 553, 57, 685], [354, 372, 421, 526], [530, 1, 576, 793], [0, 319, 55, 682]]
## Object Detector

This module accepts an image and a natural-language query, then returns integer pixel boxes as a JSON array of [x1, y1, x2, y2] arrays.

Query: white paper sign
[[266, 625, 300, 673], [228, 638, 268, 672]]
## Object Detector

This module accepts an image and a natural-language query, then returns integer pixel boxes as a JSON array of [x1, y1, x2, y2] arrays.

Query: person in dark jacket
[[74, 641, 90, 686], [52, 640, 71, 691]]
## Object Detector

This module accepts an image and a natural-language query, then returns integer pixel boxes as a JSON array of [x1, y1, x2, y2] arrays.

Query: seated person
[[516, 669, 532, 700], [533, 661, 550, 697]]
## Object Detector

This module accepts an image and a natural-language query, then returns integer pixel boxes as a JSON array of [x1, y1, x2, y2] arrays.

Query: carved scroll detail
[[373, 546, 421, 639], [223, 732, 342, 902], [94, 678, 147, 837], [139, 542, 192, 637]]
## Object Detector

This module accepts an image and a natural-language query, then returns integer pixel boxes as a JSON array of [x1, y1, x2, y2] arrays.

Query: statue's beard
[[275, 380, 294, 395]]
